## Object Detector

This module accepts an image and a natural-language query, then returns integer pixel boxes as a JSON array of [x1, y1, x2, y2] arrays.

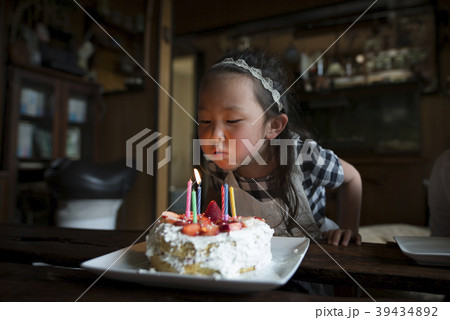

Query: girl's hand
[[322, 229, 362, 246]]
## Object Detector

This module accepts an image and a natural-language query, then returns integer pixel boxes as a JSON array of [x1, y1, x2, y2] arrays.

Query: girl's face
[[198, 74, 272, 175]]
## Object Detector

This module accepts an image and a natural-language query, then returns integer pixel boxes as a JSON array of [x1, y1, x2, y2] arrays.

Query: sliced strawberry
[[229, 221, 242, 231], [200, 225, 220, 236], [204, 201, 222, 222], [174, 220, 190, 226], [161, 211, 180, 220], [198, 216, 212, 226], [181, 223, 201, 236], [161, 211, 181, 223], [219, 221, 242, 232]]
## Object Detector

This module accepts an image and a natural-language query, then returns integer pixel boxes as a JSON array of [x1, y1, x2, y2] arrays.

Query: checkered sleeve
[[298, 139, 344, 189], [296, 138, 344, 224]]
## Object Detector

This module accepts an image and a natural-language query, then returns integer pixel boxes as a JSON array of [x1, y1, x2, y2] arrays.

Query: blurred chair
[[428, 149, 450, 237], [44, 158, 136, 229]]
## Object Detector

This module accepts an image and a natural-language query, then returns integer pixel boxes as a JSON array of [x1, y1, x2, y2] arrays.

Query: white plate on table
[[394, 236, 450, 267], [81, 236, 309, 292]]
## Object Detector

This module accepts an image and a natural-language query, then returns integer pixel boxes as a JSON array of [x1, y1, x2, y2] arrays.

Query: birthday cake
[[145, 201, 274, 278]]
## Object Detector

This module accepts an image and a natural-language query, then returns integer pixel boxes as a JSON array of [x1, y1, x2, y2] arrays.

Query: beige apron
[[224, 166, 325, 239]]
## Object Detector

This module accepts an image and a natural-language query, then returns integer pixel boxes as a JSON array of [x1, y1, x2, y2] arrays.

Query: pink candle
[[185, 179, 192, 218], [221, 185, 225, 220]]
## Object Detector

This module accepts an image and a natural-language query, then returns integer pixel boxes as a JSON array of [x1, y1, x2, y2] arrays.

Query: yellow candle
[[230, 186, 236, 218]]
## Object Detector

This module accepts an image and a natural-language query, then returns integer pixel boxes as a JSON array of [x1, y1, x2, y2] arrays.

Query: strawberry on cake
[[145, 201, 274, 278]]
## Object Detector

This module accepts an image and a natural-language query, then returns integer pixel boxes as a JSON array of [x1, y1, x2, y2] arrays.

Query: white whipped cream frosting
[[145, 217, 274, 278]]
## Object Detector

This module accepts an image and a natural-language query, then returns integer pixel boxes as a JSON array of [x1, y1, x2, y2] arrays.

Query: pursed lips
[[203, 148, 228, 157], [213, 150, 227, 156]]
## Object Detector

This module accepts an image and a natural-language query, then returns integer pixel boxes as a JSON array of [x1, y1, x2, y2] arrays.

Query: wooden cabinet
[[2, 65, 100, 223], [325, 157, 428, 227], [354, 158, 427, 226], [0, 172, 9, 218], [84, 0, 148, 93]]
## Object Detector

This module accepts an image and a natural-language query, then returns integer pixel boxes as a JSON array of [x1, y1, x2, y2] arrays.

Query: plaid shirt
[[206, 137, 344, 226]]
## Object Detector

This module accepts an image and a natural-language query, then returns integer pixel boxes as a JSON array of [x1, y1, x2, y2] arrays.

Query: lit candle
[[230, 186, 236, 218], [221, 185, 225, 220], [224, 183, 229, 221], [194, 169, 202, 213], [185, 179, 192, 218], [192, 190, 197, 223]]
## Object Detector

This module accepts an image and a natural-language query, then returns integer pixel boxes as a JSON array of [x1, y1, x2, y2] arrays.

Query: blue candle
[[224, 183, 229, 221], [197, 185, 201, 213]]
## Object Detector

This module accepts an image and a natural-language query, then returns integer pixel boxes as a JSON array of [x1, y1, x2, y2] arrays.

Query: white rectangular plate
[[394, 236, 450, 267], [81, 236, 309, 292]]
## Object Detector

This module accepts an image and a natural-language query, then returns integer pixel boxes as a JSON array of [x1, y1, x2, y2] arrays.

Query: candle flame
[[194, 168, 202, 185]]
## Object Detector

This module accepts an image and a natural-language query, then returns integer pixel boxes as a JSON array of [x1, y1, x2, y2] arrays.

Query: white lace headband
[[212, 58, 284, 112]]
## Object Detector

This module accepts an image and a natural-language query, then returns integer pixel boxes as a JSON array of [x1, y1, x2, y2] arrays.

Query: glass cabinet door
[[16, 77, 57, 167], [63, 85, 96, 161], [12, 67, 99, 168], [7, 66, 99, 225], [65, 95, 87, 160]]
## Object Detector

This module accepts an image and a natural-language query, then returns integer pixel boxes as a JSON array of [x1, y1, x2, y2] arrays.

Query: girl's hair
[[202, 48, 312, 235]]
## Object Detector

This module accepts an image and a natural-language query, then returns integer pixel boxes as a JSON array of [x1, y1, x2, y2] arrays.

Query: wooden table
[[0, 224, 448, 301], [295, 241, 450, 298]]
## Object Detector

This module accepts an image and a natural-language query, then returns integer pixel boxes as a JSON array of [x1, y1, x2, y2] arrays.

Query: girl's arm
[[323, 158, 362, 246]]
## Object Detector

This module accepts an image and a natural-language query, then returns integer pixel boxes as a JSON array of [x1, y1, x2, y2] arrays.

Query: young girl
[[197, 48, 362, 246]]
